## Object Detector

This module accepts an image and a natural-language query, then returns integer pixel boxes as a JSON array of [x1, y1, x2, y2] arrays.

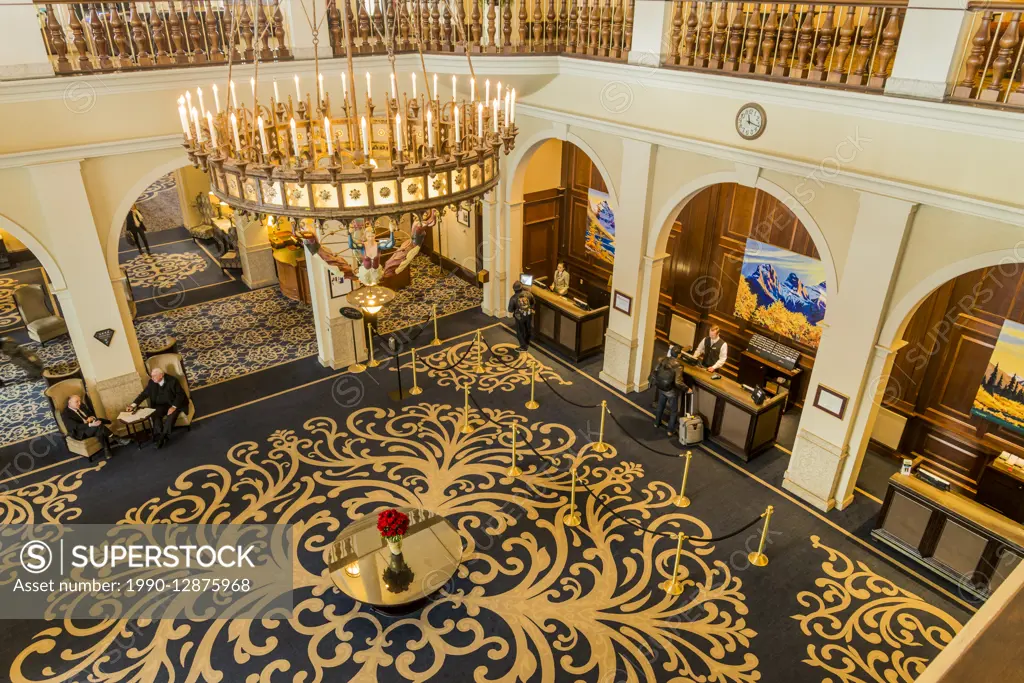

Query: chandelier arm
[[408, 0, 432, 102], [223, 0, 240, 125], [339, 0, 361, 149]]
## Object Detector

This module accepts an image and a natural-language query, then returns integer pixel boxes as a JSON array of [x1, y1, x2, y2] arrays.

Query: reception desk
[[682, 365, 787, 461], [530, 286, 608, 362], [874, 473, 1024, 600]]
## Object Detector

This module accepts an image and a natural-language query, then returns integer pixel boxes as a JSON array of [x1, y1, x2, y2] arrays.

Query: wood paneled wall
[[658, 183, 820, 404], [521, 142, 612, 295], [885, 264, 1024, 492]]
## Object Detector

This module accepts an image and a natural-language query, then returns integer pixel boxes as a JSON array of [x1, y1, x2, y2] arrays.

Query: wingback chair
[[44, 378, 104, 459], [144, 353, 195, 429], [13, 284, 68, 344]]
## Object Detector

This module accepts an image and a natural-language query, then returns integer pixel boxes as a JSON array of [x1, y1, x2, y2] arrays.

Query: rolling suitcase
[[678, 391, 703, 446]]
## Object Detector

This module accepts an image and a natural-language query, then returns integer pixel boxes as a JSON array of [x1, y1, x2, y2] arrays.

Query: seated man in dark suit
[[62, 394, 128, 461], [128, 368, 189, 449]]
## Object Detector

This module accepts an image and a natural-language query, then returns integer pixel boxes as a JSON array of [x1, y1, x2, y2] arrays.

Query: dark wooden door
[[522, 188, 561, 281]]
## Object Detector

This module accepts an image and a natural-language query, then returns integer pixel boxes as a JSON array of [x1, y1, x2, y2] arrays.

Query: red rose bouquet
[[377, 508, 410, 540]]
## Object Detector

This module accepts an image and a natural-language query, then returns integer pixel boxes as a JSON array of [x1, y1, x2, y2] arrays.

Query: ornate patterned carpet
[[120, 239, 232, 302], [129, 172, 182, 234], [0, 325, 971, 683], [377, 255, 483, 334], [0, 267, 51, 334], [0, 333, 77, 448]]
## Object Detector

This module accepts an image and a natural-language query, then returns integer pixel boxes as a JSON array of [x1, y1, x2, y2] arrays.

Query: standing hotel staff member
[[693, 325, 728, 373], [62, 395, 128, 460], [553, 262, 570, 296], [126, 204, 151, 255], [128, 368, 189, 449]]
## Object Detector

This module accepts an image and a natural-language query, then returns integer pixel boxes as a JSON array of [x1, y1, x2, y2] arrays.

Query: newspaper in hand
[[118, 407, 155, 424]]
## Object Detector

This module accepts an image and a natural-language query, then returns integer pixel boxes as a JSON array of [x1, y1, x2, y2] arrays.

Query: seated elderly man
[[128, 368, 189, 449], [62, 395, 128, 461]]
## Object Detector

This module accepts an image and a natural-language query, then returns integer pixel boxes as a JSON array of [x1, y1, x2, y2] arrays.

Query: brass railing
[[36, 0, 292, 74], [951, 5, 1024, 109], [663, 1, 905, 92], [326, 0, 634, 60]]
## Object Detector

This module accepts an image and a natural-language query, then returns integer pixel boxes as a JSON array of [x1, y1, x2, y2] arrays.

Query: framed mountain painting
[[585, 189, 615, 265], [972, 319, 1024, 437], [734, 238, 827, 348]]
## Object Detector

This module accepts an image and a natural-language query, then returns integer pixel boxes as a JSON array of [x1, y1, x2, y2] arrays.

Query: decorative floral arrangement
[[377, 508, 410, 541]]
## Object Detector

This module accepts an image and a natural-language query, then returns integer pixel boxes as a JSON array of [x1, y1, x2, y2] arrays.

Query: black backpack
[[655, 363, 676, 391], [514, 293, 533, 320]]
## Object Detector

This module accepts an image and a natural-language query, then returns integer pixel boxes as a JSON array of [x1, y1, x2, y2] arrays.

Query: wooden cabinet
[[274, 249, 311, 304], [977, 461, 1024, 523]]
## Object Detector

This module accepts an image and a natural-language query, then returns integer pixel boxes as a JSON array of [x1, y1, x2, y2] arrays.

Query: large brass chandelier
[[175, 0, 517, 284]]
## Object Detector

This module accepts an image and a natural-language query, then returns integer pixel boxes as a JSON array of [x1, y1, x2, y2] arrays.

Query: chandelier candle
[[197, 87, 206, 117], [230, 113, 240, 151], [273, 79, 280, 103], [258, 117, 269, 155], [192, 108, 204, 143], [294, 75, 301, 102], [454, 106, 461, 145], [177, 99, 191, 140], [470, 77, 475, 102], [394, 114, 402, 153], [477, 103, 483, 139], [212, 84, 220, 113], [290, 118, 300, 159], [206, 111, 217, 147], [411, 72, 417, 99], [325, 118, 334, 156], [230, 80, 237, 108], [390, 72, 396, 99], [360, 116, 369, 157], [427, 108, 434, 149], [250, 77, 255, 98]]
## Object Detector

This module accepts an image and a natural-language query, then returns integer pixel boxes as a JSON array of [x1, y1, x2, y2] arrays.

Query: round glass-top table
[[326, 507, 463, 609]]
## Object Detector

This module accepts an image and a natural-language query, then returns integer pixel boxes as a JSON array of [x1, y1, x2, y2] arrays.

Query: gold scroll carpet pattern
[[120, 251, 209, 291]]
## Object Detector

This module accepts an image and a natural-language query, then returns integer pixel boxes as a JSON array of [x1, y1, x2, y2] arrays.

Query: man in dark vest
[[649, 344, 685, 436], [62, 394, 129, 460], [507, 281, 536, 352], [128, 368, 189, 448], [693, 324, 728, 373], [126, 204, 151, 255]]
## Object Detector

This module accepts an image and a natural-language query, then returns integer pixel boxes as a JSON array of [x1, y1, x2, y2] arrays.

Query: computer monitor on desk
[[519, 273, 534, 287]]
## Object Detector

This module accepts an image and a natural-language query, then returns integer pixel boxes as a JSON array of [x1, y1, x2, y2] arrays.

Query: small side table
[[119, 409, 155, 449]]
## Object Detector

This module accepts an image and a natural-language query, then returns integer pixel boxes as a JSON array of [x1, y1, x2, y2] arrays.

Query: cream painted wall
[[0, 168, 47, 241], [647, 146, 734, 244], [436, 208, 477, 273], [176, 165, 211, 228], [522, 139, 562, 194]]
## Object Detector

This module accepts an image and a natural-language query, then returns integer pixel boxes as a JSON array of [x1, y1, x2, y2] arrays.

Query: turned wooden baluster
[[611, 0, 623, 58], [428, 0, 439, 50], [260, 2, 275, 60], [237, 2, 253, 60], [68, 9, 91, 71], [757, 4, 778, 74], [456, 0, 467, 48], [184, 0, 207, 63], [599, 0, 611, 56], [88, 5, 112, 70], [222, 1, 241, 63], [827, 7, 856, 83], [442, 1, 453, 50], [372, 0, 385, 51], [709, 3, 728, 69], [681, 2, 698, 66], [808, 6, 834, 80], [569, 0, 580, 53], [481, 0, 492, 50], [623, 0, 634, 54], [739, 4, 760, 73], [471, 0, 483, 49], [327, 0, 341, 54], [725, 2, 743, 70], [850, 6, 878, 84], [519, 0, 529, 51], [503, 0, 513, 49], [130, 4, 153, 66], [356, 0, 370, 49], [772, 4, 795, 76], [45, 5, 72, 73], [206, 0, 224, 61], [696, 1, 712, 66], [792, 7, 814, 78], [559, 0, 569, 51], [574, 0, 587, 53], [532, 0, 543, 50], [983, 12, 1021, 101], [588, 0, 600, 55], [668, 1, 682, 64], [547, 0, 558, 52], [108, 5, 132, 68], [868, 9, 900, 89], [954, 10, 991, 96]]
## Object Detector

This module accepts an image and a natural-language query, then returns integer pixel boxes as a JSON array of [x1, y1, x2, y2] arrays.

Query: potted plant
[[377, 508, 410, 555]]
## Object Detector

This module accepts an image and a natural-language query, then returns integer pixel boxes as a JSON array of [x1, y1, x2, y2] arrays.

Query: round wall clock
[[736, 103, 766, 140]]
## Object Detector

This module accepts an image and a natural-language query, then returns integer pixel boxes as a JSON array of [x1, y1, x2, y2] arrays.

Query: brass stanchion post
[[366, 322, 381, 368], [460, 381, 474, 434], [430, 304, 441, 346], [592, 400, 609, 453], [660, 531, 686, 595], [563, 468, 581, 527], [674, 450, 692, 508], [409, 347, 423, 395], [525, 361, 539, 410], [347, 317, 367, 374], [748, 505, 774, 567], [507, 423, 522, 477], [473, 329, 485, 373]]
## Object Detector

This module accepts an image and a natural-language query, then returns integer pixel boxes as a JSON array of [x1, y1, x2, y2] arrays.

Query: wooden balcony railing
[[950, 5, 1024, 109], [36, 0, 293, 74], [325, 0, 634, 61], [663, 1, 905, 92]]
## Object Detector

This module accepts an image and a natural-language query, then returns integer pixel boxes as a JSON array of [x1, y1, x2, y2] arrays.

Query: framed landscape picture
[[585, 189, 615, 265], [972, 319, 1024, 437]]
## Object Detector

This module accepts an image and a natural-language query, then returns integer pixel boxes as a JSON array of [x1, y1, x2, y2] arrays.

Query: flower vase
[[386, 536, 403, 555]]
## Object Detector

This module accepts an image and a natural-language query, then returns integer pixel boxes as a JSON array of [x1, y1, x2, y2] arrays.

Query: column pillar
[[27, 161, 146, 417], [631, 252, 669, 391], [600, 138, 655, 393], [481, 187, 505, 317], [784, 193, 917, 511], [305, 247, 365, 370], [627, 0, 677, 66], [0, 0, 53, 79], [500, 195, 524, 317], [885, 0, 971, 100], [237, 216, 278, 290]]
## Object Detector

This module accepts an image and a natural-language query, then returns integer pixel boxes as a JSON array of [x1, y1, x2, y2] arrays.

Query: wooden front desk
[[682, 365, 787, 461], [529, 286, 608, 362], [874, 473, 1024, 600]]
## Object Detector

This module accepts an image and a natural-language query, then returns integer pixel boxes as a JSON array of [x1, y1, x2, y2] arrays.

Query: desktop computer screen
[[519, 273, 534, 287]]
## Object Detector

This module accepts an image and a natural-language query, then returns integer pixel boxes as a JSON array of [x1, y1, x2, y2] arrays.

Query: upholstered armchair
[[14, 284, 68, 344], [44, 378, 104, 459], [145, 353, 195, 429], [188, 192, 216, 242]]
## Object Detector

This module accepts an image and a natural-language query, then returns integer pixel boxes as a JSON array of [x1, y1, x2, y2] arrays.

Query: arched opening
[[860, 254, 1024, 511], [0, 217, 81, 449]]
